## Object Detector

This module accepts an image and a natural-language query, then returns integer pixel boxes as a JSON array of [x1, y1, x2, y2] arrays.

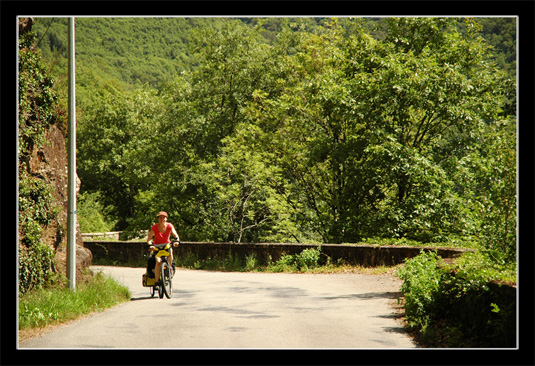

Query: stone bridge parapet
[[83, 240, 474, 267]]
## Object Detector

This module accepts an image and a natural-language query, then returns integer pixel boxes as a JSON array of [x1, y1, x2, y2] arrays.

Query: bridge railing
[[82, 240, 474, 267], [81, 231, 123, 240]]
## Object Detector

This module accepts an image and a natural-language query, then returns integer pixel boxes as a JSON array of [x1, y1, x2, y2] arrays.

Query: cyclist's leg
[[169, 251, 175, 271], [154, 256, 162, 283]]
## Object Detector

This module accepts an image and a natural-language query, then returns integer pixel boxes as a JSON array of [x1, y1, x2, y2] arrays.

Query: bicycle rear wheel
[[161, 261, 172, 299]]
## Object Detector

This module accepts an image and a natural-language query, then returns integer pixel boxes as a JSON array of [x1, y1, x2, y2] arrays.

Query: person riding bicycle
[[146, 211, 180, 285]]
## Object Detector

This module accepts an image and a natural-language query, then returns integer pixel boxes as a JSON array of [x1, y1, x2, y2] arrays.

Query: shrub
[[435, 252, 516, 347], [244, 253, 259, 271], [296, 247, 321, 270], [18, 170, 58, 294], [395, 250, 442, 330], [396, 250, 516, 347], [18, 243, 55, 295], [268, 253, 296, 273], [269, 246, 322, 272]]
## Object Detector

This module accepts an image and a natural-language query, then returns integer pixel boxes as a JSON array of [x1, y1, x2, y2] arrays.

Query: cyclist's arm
[[170, 224, 180, 243], [147, 229, 155, 245]]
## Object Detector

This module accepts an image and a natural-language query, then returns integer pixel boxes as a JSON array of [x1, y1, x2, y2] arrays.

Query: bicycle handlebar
[[148, 240, 180, 252]]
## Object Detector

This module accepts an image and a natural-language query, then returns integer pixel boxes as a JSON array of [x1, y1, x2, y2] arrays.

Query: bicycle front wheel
[[161, 261, 172, 299]]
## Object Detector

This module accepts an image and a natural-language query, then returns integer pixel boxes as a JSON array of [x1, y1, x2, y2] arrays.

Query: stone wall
[[81, 231, 123, 241], [83, 240, 473, 267]]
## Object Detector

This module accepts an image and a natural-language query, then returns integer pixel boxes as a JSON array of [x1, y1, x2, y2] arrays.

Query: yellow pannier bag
[[155, 243, 171, 257], [142, 273, 156, 287]]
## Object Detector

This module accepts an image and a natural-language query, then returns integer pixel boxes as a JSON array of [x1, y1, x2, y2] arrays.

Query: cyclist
[[146, 211, 180, 284]]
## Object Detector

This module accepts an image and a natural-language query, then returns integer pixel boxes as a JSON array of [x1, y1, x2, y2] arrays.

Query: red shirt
[[151, 223, 174, 244]]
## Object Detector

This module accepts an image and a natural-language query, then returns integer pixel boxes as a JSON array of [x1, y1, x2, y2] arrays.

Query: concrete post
[[67, 17, 76, 291]]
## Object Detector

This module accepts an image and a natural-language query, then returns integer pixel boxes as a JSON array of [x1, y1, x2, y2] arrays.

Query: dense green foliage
[[18, 28, 62, 294], [77, 191, 117, 233], [396, 250, 516, 347], [32, 17, 516, 253]]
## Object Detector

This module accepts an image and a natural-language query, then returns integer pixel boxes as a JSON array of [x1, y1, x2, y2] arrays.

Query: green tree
[[77, 86, 165, 230], [193, 123, 304, 243], [124, 19, 299, 241], [184, 19, 279, 158], [456, 119, 516, 261], [77, 191, 116, 233], [242, 18, 509, 244], [245, 22, 375, 243], [73, 17, 515, 252], [343, 17, 507, 241]]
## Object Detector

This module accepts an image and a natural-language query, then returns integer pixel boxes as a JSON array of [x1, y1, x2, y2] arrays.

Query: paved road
[[19, 266, 416, 349]]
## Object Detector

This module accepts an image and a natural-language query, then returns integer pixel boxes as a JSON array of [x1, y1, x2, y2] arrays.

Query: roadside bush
[[244, 253, 259, 271], [269, 246, 322, 272], [269, 253, 298, 272], [296, 247, 321, 270], [396, 250, 516, 347], [18, 170, 58, 294], [396, 250, 442, 331], [435, 251, 516, 347], [18, 242, 55, 295]]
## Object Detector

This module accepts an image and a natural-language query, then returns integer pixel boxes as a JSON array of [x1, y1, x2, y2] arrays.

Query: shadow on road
[[319, 291, 402, 301], [130, 289, 198, 301], [130, 295, 155, 301]]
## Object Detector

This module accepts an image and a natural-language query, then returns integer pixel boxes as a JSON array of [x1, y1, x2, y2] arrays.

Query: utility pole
[[67, 16, 76, 291]]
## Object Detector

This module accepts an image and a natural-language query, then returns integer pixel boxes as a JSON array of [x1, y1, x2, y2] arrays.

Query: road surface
[[19, 266, 416, 349]]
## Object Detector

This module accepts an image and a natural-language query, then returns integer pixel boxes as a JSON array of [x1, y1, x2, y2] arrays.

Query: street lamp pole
[[67, 16, 76, 291]]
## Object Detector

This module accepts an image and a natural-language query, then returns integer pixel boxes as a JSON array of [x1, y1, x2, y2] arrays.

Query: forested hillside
[[33, 17, 327, 99], [30, 17, 516, 262], [33, 17, 516, 98]]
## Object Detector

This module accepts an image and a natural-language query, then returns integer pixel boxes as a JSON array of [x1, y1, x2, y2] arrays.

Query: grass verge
[[19, 271, 130, 340]]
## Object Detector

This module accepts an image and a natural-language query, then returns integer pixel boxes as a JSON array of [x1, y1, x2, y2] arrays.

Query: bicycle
[[142, 239, 179, 299]]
